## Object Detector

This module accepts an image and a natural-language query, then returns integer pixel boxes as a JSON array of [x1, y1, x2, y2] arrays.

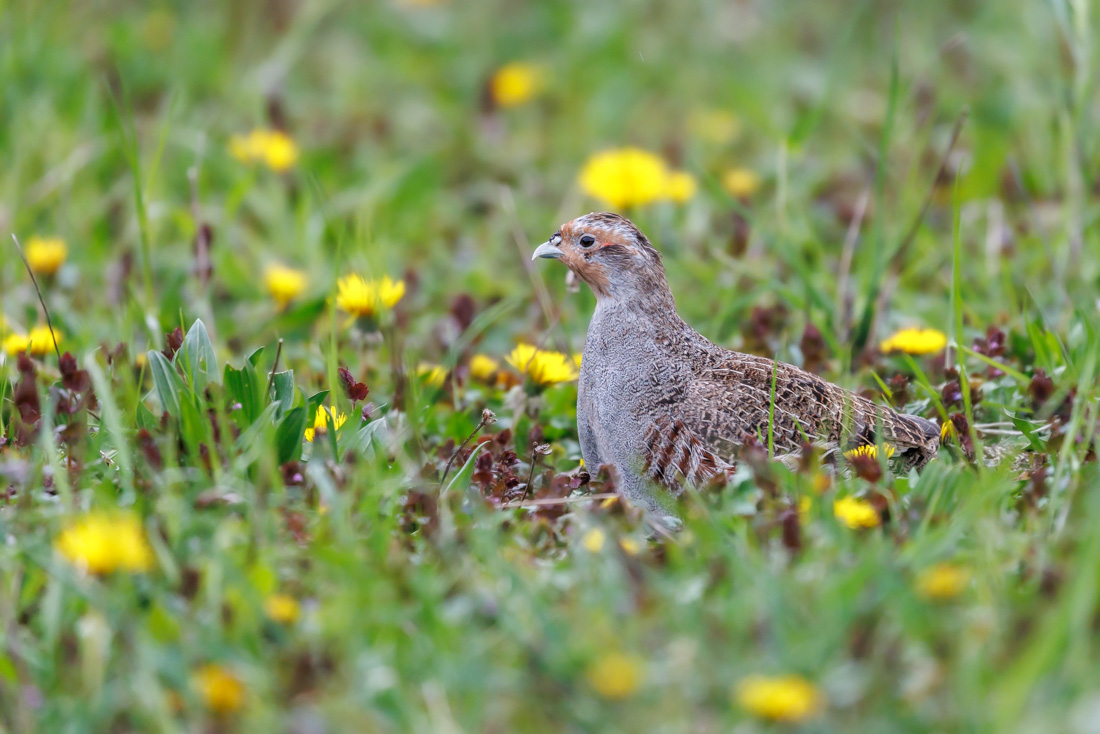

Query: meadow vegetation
[[1, 1, 1099, 731]]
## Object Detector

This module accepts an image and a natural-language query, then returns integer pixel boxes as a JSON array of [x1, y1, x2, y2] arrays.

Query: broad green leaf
[[235, 402, 280, 459], [178, 391, 209, 457], [273, 370, 296, 418], [223, 365, 245, 416], [444, 441, 489, 497], [307, 390, 330, 421], [327, 407, 340, 457], [275, 406, 306, 463], [136, 400, 159, 430], [182, 318, 220, 393], [1007, 410, 1047, 453], [345, 417, 386, 458], [146, 351, 182, 416], [224, 361, 263, 424]]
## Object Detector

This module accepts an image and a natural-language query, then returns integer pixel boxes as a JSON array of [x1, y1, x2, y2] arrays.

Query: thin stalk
[[440, 409, 496, 488], [768, 358, 778, 458], [11, 234, 62, 362], [265, 338, 284, 401]]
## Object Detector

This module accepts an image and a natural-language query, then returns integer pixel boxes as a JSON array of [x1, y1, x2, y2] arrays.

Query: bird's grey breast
[[582, 304, 690, 429]]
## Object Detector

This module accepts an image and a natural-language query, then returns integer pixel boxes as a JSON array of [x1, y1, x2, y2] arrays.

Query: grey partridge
[[532, 212, 939, 519]]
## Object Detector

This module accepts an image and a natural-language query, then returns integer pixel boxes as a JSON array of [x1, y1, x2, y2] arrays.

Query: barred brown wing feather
[[642, 416, 733, 493], [686, 356, 843, 456], [686, 353, 937, 457]]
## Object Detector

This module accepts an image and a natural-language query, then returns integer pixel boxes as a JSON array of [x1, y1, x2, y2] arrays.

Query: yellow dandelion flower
[[229, 129, 299, 172], [55, 511, 154, 574], [915, 563, 970, 601], [193, 664, 245, 714], [619, 537, 642, 556], [573, 353, 583, 368], [735, 674, 823, 722], [581, 528, 605, 552], [586, 652, 644, 700], [418, 363, 447, 387], [843, 444, 896, 462], [263, 593, 301, 624], [880, 327, 948, 355], [490, 62, 543, 108], [260, 130, 298, 172], [579, 147, 670, 209], [304, 407, 348, 443], [688, 109, 741, 145], [833, 496, 881, 529], [376, 277, 407, 310], [3, 333, 30, 356], [722, 168, 761, 198], [24, 236, 68, 275], [264, 264, 307, 308], [505, 343, 579, 385], [940, 420, 957, 444], [664, 170, 698, 203], [469, 354, 499, 382], [336, 274, 406, 319], [26, 325, 61, 356]]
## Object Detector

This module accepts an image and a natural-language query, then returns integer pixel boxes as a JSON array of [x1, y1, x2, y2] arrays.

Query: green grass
[[2, 0, 1100, 731]]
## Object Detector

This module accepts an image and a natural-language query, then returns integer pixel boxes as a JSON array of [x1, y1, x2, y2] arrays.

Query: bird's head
[[531, 212, 668, 301]]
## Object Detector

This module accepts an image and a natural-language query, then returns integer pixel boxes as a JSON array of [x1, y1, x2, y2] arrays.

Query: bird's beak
[[532, 241, 565, 261]]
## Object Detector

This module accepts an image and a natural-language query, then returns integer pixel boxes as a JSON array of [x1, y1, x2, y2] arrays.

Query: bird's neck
[[594, 289, 676, 318], [590, 267, 677, 310], [589, 277, 688, 336]]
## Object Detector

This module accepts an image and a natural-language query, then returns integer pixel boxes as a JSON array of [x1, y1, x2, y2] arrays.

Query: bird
[[532, 212, 940, 520]]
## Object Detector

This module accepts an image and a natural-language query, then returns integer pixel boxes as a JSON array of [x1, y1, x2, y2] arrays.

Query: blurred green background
[[2, 0, 1100, 732], [3, 0, 1095, 356]]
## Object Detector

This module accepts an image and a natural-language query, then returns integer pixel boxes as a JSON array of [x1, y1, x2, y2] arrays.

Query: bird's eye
[[579, 234, 596, 248]]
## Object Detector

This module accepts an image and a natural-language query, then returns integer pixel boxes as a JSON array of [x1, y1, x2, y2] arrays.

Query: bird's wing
[[640, 414, 734, 494], [682, 353, 937, 461]]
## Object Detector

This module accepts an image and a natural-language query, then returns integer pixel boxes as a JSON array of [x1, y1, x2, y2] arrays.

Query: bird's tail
[[880, 410, 941, 471]]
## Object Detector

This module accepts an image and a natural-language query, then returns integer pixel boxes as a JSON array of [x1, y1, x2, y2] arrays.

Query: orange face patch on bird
[[532, 212, 664, 299]]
